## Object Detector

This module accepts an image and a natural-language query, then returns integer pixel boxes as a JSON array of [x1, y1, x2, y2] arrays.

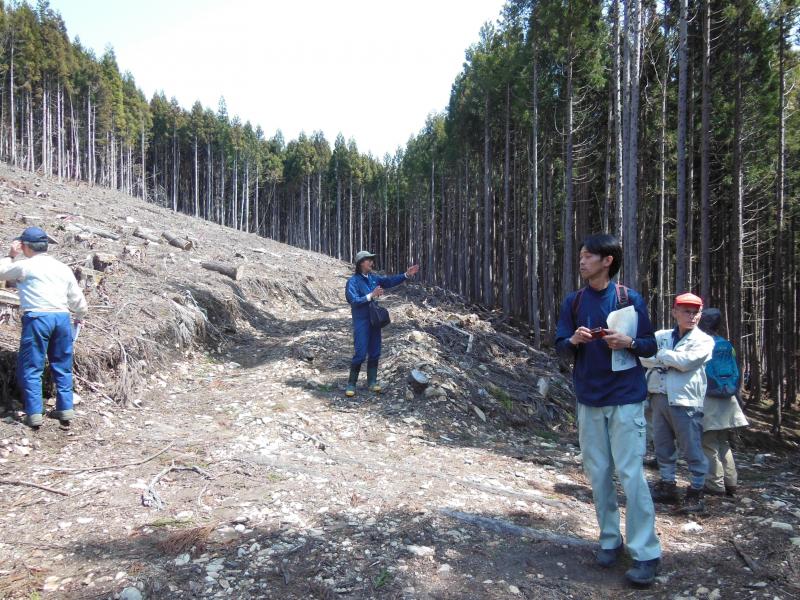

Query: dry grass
[[155, 524, 215, 557]]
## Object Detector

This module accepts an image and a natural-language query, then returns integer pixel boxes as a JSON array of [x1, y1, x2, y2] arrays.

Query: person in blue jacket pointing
[[345, 250, 419, 397]]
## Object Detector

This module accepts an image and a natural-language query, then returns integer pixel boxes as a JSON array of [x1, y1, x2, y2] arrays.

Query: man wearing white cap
[[0, 227, 87, 427], [641, 292, 714, 512]]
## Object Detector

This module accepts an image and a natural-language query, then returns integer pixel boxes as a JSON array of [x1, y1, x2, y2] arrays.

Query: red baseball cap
[[674, 293, 703, 308]]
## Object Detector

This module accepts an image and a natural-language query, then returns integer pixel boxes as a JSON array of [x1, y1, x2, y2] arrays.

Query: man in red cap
[[641, 293, 715, 512]]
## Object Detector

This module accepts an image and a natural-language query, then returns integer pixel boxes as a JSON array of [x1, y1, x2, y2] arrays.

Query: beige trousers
[[702, 429, 738, 491]]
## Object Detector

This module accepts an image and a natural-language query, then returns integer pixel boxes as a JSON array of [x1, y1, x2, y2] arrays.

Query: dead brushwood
[[155, 523, 215, 557]]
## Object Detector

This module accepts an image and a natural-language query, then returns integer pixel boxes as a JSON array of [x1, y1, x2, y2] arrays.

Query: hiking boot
[[679, 486, 705, 513], [703, 484, 726, 497], [345, 364, 361, 398], [367, 364, 381, 393], [725, 485, 738, 497], [643, 454, 659, 469], [650, 480, 679, 503], [49, 409, 75, 423], [595, 544, 624, 568], [625, 558, 660, 587], [25, 413, 43, 428]]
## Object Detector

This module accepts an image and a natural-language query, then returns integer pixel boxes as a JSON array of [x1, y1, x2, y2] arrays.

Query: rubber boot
[[345, 364, 361, 397], [367, 360, 381, 393]]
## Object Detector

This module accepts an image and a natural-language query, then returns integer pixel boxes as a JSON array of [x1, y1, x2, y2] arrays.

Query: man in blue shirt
[[555, 234, 661, 587], [344, 251, 419, 397]]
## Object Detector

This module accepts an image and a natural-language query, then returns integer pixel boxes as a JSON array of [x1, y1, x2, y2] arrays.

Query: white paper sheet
[[606, 305, 637, 371]]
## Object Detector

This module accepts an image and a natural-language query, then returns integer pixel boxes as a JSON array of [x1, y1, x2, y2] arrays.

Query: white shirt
[[0, 254, 88, 318]]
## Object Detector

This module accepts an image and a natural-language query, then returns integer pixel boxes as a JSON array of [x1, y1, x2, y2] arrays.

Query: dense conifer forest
[[0, 0, 797, 428]]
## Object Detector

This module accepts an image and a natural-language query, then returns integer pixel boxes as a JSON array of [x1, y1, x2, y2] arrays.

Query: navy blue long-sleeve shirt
[[555, 283, 656, 407], [345, 271, 407, 321]]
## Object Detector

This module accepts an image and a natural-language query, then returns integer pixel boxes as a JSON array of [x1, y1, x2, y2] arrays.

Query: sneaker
[[625, 558, 660, 587], [25, 413, 43, 428], [369, 381, 382, 393], [49, 409, 75, 423], [345, 384, 356, 398], [650, 480, 679, 503], [595, 544, 624, 568]]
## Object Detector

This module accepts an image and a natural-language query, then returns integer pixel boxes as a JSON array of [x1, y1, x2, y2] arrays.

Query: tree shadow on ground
[[53, 502, 795, 600]]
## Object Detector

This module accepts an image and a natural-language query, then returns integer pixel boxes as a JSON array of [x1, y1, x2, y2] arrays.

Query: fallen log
[[201, 261, 244, 281], [77, 223, 120, 241], [0, 289, 19, 306], [133, 226, 160, 243], [439, 509, 595, 549], [162, 231, 193, 251]]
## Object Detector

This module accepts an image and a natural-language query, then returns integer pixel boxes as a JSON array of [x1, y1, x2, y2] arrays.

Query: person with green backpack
[[698, 308, 748, 497]]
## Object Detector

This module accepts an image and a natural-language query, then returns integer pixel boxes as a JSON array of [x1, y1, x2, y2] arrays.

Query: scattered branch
[[0, 478, 70, 496], [35, 441, 174, 474]]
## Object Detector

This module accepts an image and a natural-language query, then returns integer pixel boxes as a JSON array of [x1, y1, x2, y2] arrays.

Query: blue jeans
[[351, 317, 381, 367], [577, 402, 661, 561], [650, 393, 707, 489], [17, 312, 74, 416]]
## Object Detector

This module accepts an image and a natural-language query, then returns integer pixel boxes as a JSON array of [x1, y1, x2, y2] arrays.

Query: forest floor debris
[[0, 165, 799, 599]]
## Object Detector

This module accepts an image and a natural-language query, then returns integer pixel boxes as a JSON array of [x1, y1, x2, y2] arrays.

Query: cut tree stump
[[201, 261, 244, 281], [133, 226, 160, 243], [162, 231, 193, 251], [92, 252, 118, 271], [408, 369, 430, 392]]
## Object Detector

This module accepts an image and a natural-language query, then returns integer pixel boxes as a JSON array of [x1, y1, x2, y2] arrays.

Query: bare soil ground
[[0, 165, 798, 600]]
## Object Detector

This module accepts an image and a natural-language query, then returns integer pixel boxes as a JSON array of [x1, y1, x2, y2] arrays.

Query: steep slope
[[0, 166, 798, 600]]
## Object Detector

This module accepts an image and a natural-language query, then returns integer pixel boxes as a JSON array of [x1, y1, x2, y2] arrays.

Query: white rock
[[708, 589, 722, 600], [410, 331, 426, 343], [43, 576, 60, 592], [509, 585, 521, 595], [174, 553, 191, 566], [175, 510, 193, 521], [119, 587, 143, 600], [57, 521, 72, 530], [437, 564, 452, 573], [234, 524, 246, 533], [790, 537, 800, 547], [77, 517, 94, 524], [681, 522, 703, 533], [406, 544, 435, 557], [740, 497, 753, 505], [771, 521, 793, 531]]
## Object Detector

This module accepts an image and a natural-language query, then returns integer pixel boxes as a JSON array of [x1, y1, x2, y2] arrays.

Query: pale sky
[[47, 0, 507, 158]]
